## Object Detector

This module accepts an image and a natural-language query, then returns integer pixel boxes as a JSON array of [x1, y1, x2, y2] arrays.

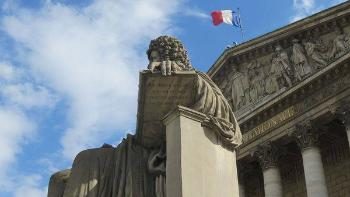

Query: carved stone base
[[164, 106, 239, 197]]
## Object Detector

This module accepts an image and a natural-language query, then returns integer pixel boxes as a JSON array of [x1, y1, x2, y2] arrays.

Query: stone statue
[[247, 60, 265, 102], [270, 45, 293, 88], [330, 26, 350, 59], [291, 39, 313, 81], [229, 65, 249, 110], [48, 35, 242, 197], [265, 63, 279, 95], [147, 36, 193, 76], [148, 144, 166, 197], [48, 169, 71, 196], [303, 39, 328, 69]]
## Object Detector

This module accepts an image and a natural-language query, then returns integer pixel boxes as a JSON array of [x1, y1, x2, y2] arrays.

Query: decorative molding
[[335, 102, 350, 129], [292, 121, 320, 150], [253, 141, 281, 170]]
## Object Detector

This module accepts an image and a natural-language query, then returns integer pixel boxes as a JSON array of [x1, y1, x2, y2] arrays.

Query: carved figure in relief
[[270, 45, 292, 88], [265, 65, 279, 95], [330, 26, 350, 59], [291, 39, 313, 81], [247, 60, 265, 102], [303, 39, 328, 69], [148, 144, 166, 197], [230, 65, 249, 110], [256, 61, 267, 98]]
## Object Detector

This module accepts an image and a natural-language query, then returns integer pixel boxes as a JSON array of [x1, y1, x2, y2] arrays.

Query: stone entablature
[[240, 51, 350, 146], [207, 2, 350, 150]]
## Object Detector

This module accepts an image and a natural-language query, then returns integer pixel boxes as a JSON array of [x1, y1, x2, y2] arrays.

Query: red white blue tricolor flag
[[211, 10, 241, 27]]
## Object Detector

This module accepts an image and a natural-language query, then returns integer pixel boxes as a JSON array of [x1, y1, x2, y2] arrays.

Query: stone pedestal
[[164, 106, 239, 197]]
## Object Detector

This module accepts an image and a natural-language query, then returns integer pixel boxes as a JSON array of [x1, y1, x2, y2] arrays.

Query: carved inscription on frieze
[[139, 72, 196, 146], [242, 106, 298, 143]]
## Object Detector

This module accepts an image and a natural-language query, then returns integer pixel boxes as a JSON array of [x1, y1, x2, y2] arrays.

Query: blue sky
[[0, 0, 346, 196]]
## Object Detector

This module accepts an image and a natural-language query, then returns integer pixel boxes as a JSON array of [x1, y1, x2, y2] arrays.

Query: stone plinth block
[[164, 106, 239, 197], [136, 71, 197, 147]]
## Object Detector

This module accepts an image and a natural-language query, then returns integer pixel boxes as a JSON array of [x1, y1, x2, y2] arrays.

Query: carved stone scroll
[[335, 103, 350, 130], [253, 141, 280, 170], [292, 121, 320, 150]]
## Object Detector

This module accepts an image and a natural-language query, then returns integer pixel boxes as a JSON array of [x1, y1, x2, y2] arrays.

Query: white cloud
[[183, 7, 211, 20], [291, 0, 316, 21], [291, 0, 347, 22], [0, 83, 57, 109], [1, 0, 19, 12], [0, 108, 35, 189], [2, 0, 183, 160], [0, 61, 56, 194], [14, 174, 47, 197], [0, 62, 16, 81]]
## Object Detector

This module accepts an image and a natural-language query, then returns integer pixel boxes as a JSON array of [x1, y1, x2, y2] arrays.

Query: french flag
[[211, 10, 241, 27]]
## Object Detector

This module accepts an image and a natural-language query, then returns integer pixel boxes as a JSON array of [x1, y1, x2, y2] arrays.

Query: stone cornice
[[162, 105, 208, 126], [208, 1, 350, 78]]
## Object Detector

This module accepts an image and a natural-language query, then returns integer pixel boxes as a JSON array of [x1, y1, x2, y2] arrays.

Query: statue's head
[[147, 36, 192, 70]]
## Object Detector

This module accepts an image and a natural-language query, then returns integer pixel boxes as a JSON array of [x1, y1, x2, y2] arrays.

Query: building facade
[[208, 2, 350, 197]]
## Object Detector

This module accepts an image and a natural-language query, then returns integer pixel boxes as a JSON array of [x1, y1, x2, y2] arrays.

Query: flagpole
[[237, 8, 244, 43]]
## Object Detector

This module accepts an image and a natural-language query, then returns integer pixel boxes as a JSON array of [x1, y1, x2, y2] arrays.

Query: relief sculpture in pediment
[[229, 65, 249, 110], [248, 60, 266, 102], [330, 26, 350, 59], [303, 38, 328, 69], [291, 39, 313, 81], [270, 45, 293, 89], [222, 25, 350, 112]]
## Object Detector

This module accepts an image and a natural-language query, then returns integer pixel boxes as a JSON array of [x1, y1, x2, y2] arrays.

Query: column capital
[[253, 141, 280, 170], [335, 103, 350, 128], [293, 121, 320, 150]]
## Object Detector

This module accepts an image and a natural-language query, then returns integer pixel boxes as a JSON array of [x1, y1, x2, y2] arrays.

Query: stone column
[[254, 142, 283, 197], [336, 104, 350, 148], [293, 122, 329, 197], [164, 106, 239, 197]]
